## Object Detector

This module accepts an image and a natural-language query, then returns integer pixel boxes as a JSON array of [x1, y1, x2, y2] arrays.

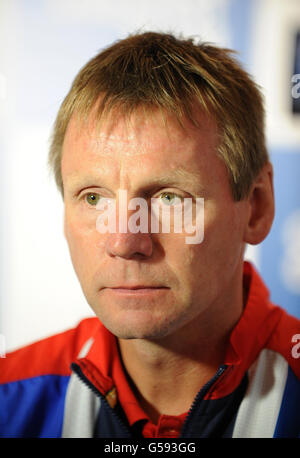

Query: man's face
[[61, 107, 247, 341]]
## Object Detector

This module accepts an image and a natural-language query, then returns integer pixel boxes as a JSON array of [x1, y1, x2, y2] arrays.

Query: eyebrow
[[143, 168, 203, 188], [67, 166, 205, 195]]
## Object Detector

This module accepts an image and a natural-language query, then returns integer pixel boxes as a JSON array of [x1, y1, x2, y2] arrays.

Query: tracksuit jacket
[[0, 261, 299, 438]]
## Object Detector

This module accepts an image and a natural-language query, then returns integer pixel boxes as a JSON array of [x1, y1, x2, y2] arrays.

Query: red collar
[[212, 261, 283, 399], [74, 321, 146, 426], [74, 261, 284, 425]]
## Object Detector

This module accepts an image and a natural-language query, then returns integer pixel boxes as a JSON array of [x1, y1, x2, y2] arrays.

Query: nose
[[101, 190, 154, 259], [105, 231, 153, 259]]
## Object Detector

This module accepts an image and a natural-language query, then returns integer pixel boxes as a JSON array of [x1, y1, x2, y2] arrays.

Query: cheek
[[162, 202, 243, 282], [64, 211, 105, 278], [160, 233, 201, 291], [203, 198, 242, 241], [201, 201, 245, 277]]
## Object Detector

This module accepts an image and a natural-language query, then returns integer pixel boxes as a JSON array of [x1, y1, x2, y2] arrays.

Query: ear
[[243, 161, 275, 245]]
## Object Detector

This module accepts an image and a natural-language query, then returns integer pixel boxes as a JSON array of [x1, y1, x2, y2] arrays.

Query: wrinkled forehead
[[62, 103, 220, 160], [61, 104, 232, 201]]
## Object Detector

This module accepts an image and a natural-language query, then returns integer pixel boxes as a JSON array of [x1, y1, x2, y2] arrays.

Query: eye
[[85, 193, 101, 206], [159, 191, 183, 206]]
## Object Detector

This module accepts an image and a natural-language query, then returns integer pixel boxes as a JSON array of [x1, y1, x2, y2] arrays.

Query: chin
[[97, 311, 179, 341], [89, 293, 193, 341]]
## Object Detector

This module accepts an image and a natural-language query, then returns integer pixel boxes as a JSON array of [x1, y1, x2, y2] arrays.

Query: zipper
[[180, 364, 229, 438], [71, 362, 132, 438], [72, 361, 230, 438]]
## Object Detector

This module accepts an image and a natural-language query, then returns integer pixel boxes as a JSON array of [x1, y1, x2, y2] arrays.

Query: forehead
[[61, 106, 223, 189]]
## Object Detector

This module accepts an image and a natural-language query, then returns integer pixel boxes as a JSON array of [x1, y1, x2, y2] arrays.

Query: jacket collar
[[209, 261, 283, 399]]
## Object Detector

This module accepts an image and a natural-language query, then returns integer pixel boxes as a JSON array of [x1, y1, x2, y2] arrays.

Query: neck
[[118, 334, 228, 423]]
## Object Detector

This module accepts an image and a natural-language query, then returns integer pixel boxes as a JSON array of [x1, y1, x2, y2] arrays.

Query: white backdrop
[[0, 0, 299, 352]]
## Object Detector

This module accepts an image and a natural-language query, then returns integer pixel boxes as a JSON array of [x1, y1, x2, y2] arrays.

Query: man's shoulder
[[0, 317, 100, 384], [266, 307, 300, 379]]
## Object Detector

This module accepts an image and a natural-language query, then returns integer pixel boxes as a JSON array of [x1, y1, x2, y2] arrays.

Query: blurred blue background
[[0, 0, 299, 350]]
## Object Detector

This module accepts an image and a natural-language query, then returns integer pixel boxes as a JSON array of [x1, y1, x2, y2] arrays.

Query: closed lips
[[111, 286, 168, 289]]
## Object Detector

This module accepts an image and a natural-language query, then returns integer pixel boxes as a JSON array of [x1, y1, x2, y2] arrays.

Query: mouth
[[112, 285, 168, 290], [103, 285, 169, 295]]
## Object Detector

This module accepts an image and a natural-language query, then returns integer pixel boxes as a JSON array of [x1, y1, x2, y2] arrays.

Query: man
[[0, 32, 299, 438]]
